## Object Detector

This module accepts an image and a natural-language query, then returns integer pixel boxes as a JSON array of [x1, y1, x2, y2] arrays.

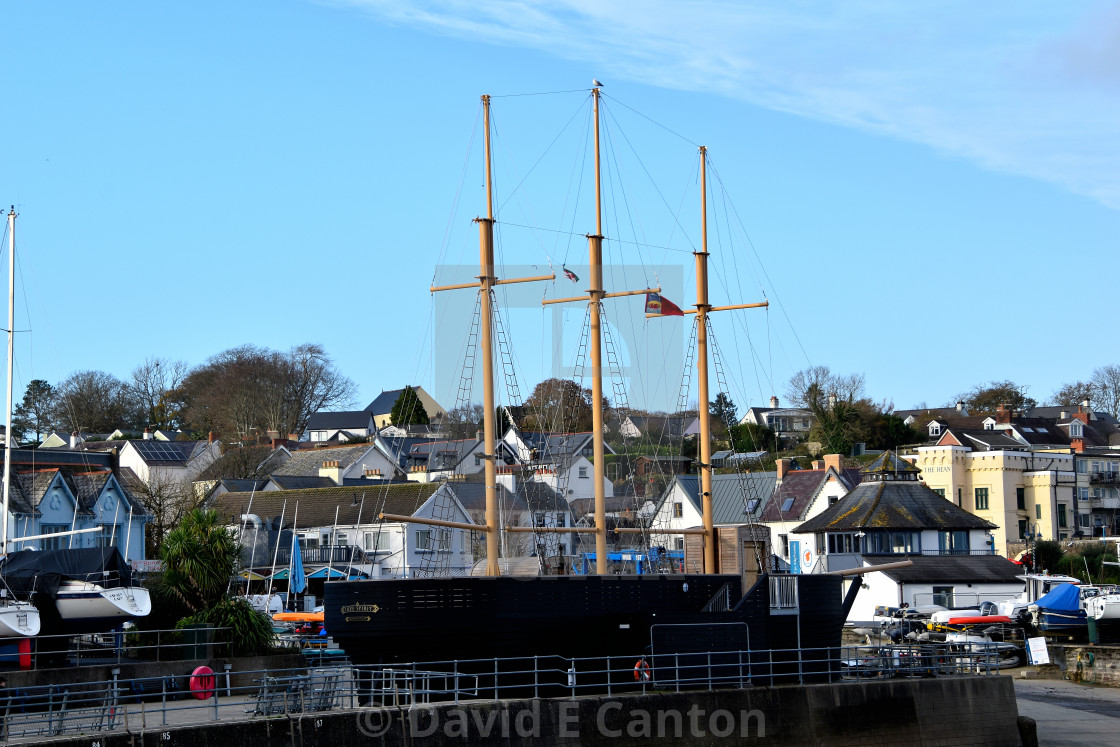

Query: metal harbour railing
[[0, 642, 1002, 743]]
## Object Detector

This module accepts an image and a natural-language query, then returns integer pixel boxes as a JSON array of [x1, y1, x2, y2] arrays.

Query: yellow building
[[905, 433, 1076, 556]]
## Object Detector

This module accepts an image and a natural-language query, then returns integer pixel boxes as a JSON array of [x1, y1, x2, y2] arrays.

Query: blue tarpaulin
[[1034, 582, 1080, 612], [289, 537, 306, 594]]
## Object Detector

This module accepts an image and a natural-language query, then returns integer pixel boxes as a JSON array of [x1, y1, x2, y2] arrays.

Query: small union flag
[[645, 293, 684, 316]]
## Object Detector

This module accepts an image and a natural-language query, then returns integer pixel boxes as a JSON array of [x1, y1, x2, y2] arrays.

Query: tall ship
[[324, 85, 865, 679]]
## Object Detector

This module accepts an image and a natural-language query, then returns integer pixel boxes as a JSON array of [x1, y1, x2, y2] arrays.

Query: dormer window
[[929, 423, 941, 437], [983, 417, 996, 431], [1071, 421, 1084, 438]]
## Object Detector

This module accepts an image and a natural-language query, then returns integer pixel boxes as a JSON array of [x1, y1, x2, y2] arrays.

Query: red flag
[[645, 293, 683, 316]]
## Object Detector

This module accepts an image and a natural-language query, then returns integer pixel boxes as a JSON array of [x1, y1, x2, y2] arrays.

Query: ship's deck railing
[[0, 643, 1003, 743]]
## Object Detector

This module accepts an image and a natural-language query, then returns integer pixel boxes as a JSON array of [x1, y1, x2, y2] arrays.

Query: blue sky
[[1, 1, 1117, 418]]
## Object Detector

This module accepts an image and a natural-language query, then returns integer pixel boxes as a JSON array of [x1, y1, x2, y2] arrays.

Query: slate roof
[[1006, 418, 1070, 447], [210, 483, 442, 530], [440, 483, 530, 515], [863, 554, 1022, 584], [407, 439, 480, 470], [305, 411, 374, 431], [518, 431, 599, 459], [8, 467, 148, 516], [624, 416, 698, 438], [759, 468, 862, 522], [195, 446, 277, 481], [366, 389, 406, 415], [267, 475, 338, 490], [379, 437, 433, 469], [518, 482, 569, 514], [861, 451, 921, 477], [659, 472, 779, 524], [939, 428, 1026, 451], [271, 444, 381, 477], [219, 478, 267, 493], [794, 480, 995, 533]]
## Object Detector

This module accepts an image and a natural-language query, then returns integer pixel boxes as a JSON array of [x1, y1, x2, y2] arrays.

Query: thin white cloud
[[329, 0, 1120, 208]]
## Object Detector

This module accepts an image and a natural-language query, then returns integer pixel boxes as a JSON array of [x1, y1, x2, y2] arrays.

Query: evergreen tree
[[12, 379, 56, 444], [710, 392, 737, 428], [390, 385, 430, 426]]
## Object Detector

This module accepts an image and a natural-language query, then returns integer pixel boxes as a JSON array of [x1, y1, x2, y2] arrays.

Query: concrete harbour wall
[[44, 675, 1020, 746]]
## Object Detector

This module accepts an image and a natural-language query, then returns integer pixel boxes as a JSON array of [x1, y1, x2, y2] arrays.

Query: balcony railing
[[918, 549, 996, 556], [1090, 472, 1119, 485], [301, 545, 370, 565]]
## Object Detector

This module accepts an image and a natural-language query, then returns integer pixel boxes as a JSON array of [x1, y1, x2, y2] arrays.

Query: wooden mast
[[588, 86, 608, 574], [427, 95, 554, 575], [695, 148, 715, 574], [691, 148, 768, 572], [642, 148, 769, 571], [479, 94, 501, 577], [542, 83, 659, 575]]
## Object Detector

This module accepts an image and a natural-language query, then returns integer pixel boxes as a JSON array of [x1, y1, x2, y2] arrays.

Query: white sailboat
[[0, 207, 40, 638], [0, 207, 150, 634]]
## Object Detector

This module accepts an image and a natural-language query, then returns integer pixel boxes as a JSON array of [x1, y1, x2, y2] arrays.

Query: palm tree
[[161, 509, 238, 613], [160, 509, 272, 655]]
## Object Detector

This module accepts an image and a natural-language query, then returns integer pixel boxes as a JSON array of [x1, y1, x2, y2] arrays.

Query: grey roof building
[[794, 451, 995, 534]]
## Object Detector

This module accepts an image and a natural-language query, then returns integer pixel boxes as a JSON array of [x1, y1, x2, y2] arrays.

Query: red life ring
[[634, 659, 651, 682], [190, 665, 216, 700]]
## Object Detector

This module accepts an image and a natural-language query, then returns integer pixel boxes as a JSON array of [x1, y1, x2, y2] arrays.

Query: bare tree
[[1093, 365, 1120, 418], [1049, 381, 1095, 409], [177, 344, 355, 441], [786, 366, 867, 408], [129, 357, 189, 430], [53, 370, 137, 433], [134, 472, 203, 557]]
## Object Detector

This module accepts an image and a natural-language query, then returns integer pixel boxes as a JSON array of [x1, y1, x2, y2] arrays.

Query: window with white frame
[[41, 525, 69, 551], [578, 466, 588, 478]]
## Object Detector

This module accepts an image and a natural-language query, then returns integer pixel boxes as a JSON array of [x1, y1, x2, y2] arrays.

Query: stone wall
[[43, 675, 1021, 747], [1047, 643, 1120, 686]]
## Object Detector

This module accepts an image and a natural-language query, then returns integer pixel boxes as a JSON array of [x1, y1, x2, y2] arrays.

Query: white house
[[649, 472, 778, 552], [214, 482, 477, 585], [758, 455, 859, 570], [738, 396, 813, 445], [792, 451, 1020, 623], [269, 441, 405, 484]]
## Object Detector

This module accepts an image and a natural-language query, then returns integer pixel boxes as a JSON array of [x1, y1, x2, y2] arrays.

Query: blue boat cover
[[1034, 582, 1081, 612]]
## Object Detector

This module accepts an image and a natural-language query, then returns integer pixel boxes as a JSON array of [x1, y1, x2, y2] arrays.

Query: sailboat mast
[[479, 94, 501, 577], [2, 207, 14, 558], [588, 85, 608, 575], [695, 148, 715, 573]]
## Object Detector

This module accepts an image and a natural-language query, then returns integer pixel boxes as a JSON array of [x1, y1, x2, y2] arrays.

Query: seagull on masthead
[[592, 79, 604, 87]]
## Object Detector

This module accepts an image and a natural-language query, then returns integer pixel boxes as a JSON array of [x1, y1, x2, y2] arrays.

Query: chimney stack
[[955, 400, 964, 412], [208, 431, 214, 444], [995, 404, 1012, 425], [143, 427, 153, 440], [776, 458, 791, 480], [769, 396, 779, 409], [823, 453, 843, 474], [811, 460, 825, 470], [70, 431, 80, 449]]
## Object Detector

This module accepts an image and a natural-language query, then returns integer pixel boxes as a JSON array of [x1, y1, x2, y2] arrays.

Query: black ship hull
[[324, 572, 845, 681]]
